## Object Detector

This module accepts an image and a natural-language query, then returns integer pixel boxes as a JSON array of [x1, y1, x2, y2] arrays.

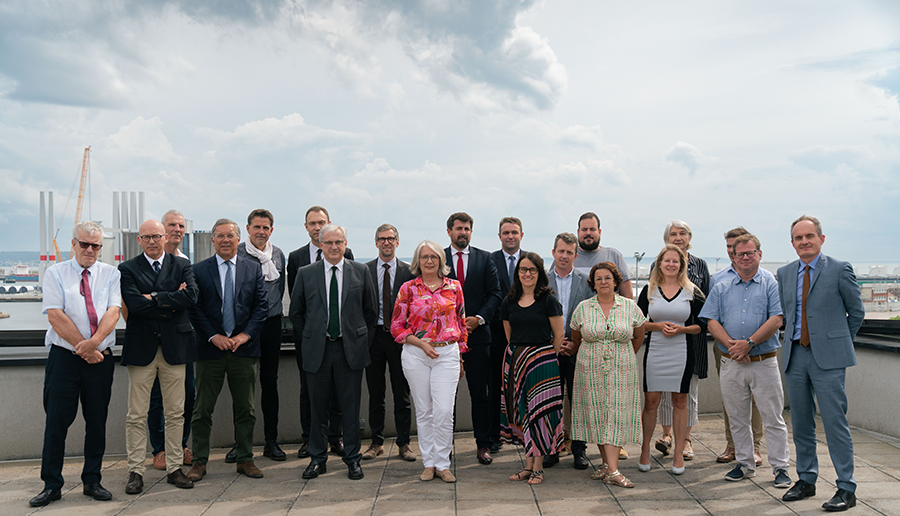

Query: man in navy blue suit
[[187, 219, 268, 481], [445, 212, 502, 465]]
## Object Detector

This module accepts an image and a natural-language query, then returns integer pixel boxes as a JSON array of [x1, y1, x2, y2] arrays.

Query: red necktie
[[456, 252, 465, 290], [81, 269, 99, 336]]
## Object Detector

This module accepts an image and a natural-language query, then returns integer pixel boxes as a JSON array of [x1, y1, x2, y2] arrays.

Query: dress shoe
[[297, 441, 310, 458], [330, 440, 345, 457], [29, 488, 61, 507], [236, 460, 264, 478], [167, 469, 194, 489], [436, 469, 456, 483], [420, 467, 435, 481], [125, 472, 143, 494], [477, 447, 493, 465], [186, 463, 207, 481], [543, 454, 560, 468], [225, 446, 237, 463], [153, 451, 167, 470], [264, 441, 286, 461], [490, 442, 501, 454], [398, 444, 416, 461], [783, 479, 816, 501], [302, 462, 326, 479], [573, 451, 589, 470], [362, 443, 384, 460], [182, 447, 193, 466], [716, 446, 735, 463], [823, 488, 856, 512], [83, 482, 113, 501], [348, 462, 364, 480], [754, 449, 763, 466]]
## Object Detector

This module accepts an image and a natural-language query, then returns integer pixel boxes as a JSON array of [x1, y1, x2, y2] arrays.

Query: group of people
[[32, 208, 865, 514]]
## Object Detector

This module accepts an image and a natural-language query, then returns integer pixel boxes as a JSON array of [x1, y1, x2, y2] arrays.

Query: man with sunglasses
[[31, 221, 121, 507]]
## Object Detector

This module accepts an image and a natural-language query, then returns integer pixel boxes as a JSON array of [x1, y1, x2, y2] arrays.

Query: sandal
[[683, 438, 694, 461], [655, 434, 673, 456], [590, 463, 610, 481], [603, 469, 635, 488], [509, 469, 532, 481], [527, 469, 544, 485]]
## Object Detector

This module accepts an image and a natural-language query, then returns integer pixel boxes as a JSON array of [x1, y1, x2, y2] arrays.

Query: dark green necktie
[[328, 265, 340, 339]]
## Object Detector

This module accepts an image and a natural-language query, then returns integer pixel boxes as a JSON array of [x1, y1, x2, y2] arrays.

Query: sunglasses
[[75, 240, 102, 251]]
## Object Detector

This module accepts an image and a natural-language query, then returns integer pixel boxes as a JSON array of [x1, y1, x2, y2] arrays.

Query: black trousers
[[365, 326, 411, 446], [307, 338, 363, 464], [463, 343, 492, 449], [296, 342, 343, 444], [148, 361, 194, 454], [41, 345, 115, 490], [557, 355, 586, 454], [258, 315, 283, 442]]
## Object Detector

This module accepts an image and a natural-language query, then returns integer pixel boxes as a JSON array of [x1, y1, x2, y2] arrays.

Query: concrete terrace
[[2, 413, 899, 516]]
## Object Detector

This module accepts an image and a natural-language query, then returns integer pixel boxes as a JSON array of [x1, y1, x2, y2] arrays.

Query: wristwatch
[[151, 292, 158, 302], [747, 338, 756, 348]]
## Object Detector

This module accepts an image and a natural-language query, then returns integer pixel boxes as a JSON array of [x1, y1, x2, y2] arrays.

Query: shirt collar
[[216, 254, 236, 267], [144, 252, 166, 267], [69, 258, 99, 274], [800, 253, 821, 270], [326, 258, 345, 270], [553, 267, 574, 280], [732, 268, 763, 285], [503, 249, 519, 261], [378, 256, 396, 268], [452, 246, 470, 255]]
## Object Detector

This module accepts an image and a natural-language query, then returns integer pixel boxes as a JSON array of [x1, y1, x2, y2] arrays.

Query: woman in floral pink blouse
[[391, 240, 468, 483]]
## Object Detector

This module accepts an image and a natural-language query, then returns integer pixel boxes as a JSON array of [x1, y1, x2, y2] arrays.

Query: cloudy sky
[[1, 0, 898, 265]]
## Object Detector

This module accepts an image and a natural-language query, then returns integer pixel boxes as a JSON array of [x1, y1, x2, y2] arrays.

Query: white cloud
[[664, 142, 712, 175], [104, 116, 181, 163], [789, 144, 872, 172]]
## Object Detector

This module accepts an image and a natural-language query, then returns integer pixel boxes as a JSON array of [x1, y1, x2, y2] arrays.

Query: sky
[[1, 0, 898, 265]]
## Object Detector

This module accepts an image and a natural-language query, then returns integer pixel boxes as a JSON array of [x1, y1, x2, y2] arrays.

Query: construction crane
[[52, 146, 91, 262]]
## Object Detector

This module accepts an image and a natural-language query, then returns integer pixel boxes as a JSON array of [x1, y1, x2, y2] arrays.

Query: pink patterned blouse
[[390, 276, 469, 352]]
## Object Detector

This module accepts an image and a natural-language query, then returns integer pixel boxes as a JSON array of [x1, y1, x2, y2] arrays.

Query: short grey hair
[[790, 215, 823, 237], [410, 240, 450, 277], [319, 223, 346, 244], [72, 220, 102, 240], [375, 223, 399, 241], [664, 220, 693, 250], [163, 209, 184, 223], [211, 218, 240, 237]]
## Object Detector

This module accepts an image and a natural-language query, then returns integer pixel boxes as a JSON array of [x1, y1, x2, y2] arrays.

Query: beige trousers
[[714, 343, 763, 449]]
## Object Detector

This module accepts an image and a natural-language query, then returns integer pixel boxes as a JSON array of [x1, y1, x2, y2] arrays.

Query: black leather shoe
[[125, 472, 143, 494], [573, 451, 589, 470], [543, 454, 559, 468], [83, 482, 112, 501], [490, 442, 501, 454], [167, 469, 194, 489], [348, 462, 364, 480], [330, 440, 345, 457], [477, 447, 493, 465], [225, 446, 237, 463], [264, 441, 286, 461], [297, 442, 310, 458], [783, 479, 816, 502], [302, 462, 326, 479], [29, 488, 61, 507], [823, 489, 856, 512]]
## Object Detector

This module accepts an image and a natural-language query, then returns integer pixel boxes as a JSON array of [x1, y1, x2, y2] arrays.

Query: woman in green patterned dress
[[570, 262, 646, 488]]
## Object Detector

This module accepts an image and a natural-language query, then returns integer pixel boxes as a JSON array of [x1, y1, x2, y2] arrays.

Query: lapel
[[137, 255, 158, 286], [786, 260, 800, 309], [569, 270, 584, 316], [393, 260, 409, 300], [233, 256, 245, 306], [155, 254, 171, 288], [316, 260, 328, 309], [341, 261, 352, 308], [809, 255, 825, 293], [209, 257, 223, 301], [300, 243, 312, 267], [445, 247, 456, 280]]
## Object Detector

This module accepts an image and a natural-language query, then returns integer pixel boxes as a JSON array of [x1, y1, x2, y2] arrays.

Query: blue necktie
[[153, 261, 161, 275], [223, 261, 235, 337], [508, 255, 516, 285]]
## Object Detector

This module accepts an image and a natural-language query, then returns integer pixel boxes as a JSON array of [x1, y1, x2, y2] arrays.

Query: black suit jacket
[[119, 253, 199, 366], [445, 246, 502, 346], [489, 249, 526, 343], [366, 258, 415, 325], [287, 243, 354, 297], [190, 254, 269, 360]]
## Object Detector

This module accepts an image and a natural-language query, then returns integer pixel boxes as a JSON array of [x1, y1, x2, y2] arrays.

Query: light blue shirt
[[215, 254, 237, 301], [792, 253, 821, 341], [699, 268, 783, 356], [553, 268, 573, 325]]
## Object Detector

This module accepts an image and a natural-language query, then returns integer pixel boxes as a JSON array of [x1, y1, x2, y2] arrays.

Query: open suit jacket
[[489, 250, 527, 341], [190, 254, 268, 360], [366, 258, 414, 322], [444, 246, 502, 346], [777, 254, 865, 371], [289, 259, 378, 373], [119, 253, 199, 366], [287, 243, 354, 297], [548, 267, 593, 365]]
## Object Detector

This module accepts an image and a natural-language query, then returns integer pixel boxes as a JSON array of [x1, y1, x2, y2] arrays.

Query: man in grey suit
[[777, 216, 865, 511], [543, 232, 593, 470], [290, 224, 377, 480], [362, 224, 416, 461]]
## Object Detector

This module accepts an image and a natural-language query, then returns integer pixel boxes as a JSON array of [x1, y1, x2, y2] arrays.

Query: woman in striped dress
[[570, 262, 647, 488], [500, 252, 565, 486]]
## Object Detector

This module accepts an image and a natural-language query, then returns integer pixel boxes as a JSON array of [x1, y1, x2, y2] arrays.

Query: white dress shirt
[[376, 256, 397, 325], [325, 258, 344, 335]]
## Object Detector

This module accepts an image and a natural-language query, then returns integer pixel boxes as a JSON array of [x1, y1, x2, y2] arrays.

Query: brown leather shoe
[[477, 447, 493, 465], [236, 460, 264, 478], [436, 469, 456, 483], [186, 463, 206, 481], [754, 449, 763, 466], [398, 444, 416, 462], [167, 469, 194, 489], [420, 467, 435, 481], [361, 443, 384, 460], [716, 447, 735, 463], [182, 447, 193, 466], [125, 471, 143, 494], [153, 451, 166, 470]]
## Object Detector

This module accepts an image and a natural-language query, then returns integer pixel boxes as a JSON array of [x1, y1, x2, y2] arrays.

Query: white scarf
[[245, 241, 280, 281]]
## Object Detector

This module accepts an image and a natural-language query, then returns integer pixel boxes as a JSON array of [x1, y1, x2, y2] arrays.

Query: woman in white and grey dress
[[636, 245, 705, 475]]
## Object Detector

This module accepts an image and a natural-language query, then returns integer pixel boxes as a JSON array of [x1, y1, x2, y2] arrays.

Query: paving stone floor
[[2, 413, 899, 515]]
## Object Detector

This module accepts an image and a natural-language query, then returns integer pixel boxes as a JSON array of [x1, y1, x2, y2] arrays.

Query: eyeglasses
[[75, 240, 102, 251], [321, 240, 346, 248], [735, 250, 759, 259], [139, 234, 164, 242], [420, 255, 440, 262], [519, 267, 539, 275], [376, 237, 397, 244]]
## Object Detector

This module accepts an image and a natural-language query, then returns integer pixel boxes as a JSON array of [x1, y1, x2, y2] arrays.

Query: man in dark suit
[[444, 212, 502, 465], [362, 224, 416, 461], [187, 219, 268, 481], [777, 216, 865, 511], [543, 232, 593, 470], [286, 206, 353, 458], [119, 219, 198, 493], [488, 217, 525, 454], [290, 224, 377, 480]]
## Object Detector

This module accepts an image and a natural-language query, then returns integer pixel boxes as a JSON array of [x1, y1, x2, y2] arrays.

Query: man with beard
[[571, 212, 633, 299]]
